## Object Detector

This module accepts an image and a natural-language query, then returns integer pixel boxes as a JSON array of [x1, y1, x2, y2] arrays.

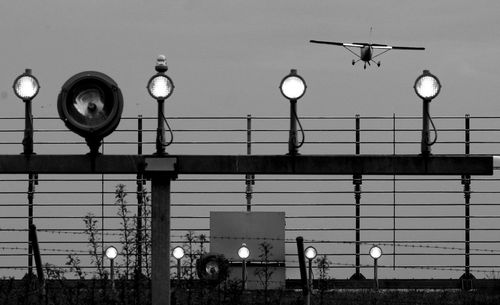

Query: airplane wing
[[310, 40, 364, 48], [371, 43, 425, 50]]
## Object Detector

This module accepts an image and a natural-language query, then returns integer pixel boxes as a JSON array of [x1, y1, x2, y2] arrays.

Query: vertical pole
[[296, 237, 309, 305], [242, 259, 247, 290], [462, 114, 473, 283], [246, 115, 253, 212], [27, 174, 34, 277], [110, 259, 115, 291], [156, 100, 166, 155], [351, 115, 364, 280], [289, 100, 298, 155], [23, 98, 34, 155], [373, 259, 379, 290], [307, 259, 313, 305], [152, 176, 172, 305], [136, 115, 143, 274], [392, 113, 396, 270], [421, 100, 431, 156]]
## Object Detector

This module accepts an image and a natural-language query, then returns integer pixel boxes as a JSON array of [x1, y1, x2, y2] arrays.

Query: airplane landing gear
[[352, 59, 355, 65], [377, 61, 381, 67]]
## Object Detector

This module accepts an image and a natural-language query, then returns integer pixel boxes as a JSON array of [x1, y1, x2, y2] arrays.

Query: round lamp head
[[147, 74, 174, 100], [172, 246, 185, 260], [13, 69, 40, 100], [238, 243, 250, 259], [105, 246, 118, 260], [280, 69, 306, 100], [414, 70, 441, 100], [304, 246, 317, 260], [369, 245, 382, 260], [57, 71, 123, 153]]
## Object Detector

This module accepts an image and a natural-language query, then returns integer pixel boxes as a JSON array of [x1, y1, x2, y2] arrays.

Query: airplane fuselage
[[360, 45, 372, 62]]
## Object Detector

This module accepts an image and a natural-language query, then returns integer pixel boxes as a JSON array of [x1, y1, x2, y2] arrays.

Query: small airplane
[[310, 31, 425, 69]]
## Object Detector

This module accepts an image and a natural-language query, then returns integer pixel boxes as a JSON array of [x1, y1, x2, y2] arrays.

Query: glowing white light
[[304, 246, 317, 260], [105, 246, 118, 260], [414, 71, 441, 100], [281, 76, 306, 100], [172, 246, 185, 260], [148, 75, 173, 100], [14, 75, 39, 100], [369, 245, 382, 259], [238, 244, 250, 259]]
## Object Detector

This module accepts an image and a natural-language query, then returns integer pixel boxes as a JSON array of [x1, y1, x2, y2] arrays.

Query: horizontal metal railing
[[0, 115, 499, 283]]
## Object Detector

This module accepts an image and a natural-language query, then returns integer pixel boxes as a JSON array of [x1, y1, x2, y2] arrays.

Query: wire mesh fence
[[0, 115, 499, 281]]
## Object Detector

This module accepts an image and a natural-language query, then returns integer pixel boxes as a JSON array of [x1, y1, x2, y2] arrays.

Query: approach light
[[414, 70, 441, 100], [304, 246, 317, 260], [105, 246, 118, 260], [57, 71, 123, 155], [172, 246, 185, 260], [369, 245, 382, 260], [414, 70, 441, 156], [148, 55, 175, 155], [280, 69, 307, 156], [280, 69, 306, 100], [238, 243, 250, 259], [13, 69, 40, 101]]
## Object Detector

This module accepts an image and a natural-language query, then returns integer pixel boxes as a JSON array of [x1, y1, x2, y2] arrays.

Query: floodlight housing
[[414, 70, 441, 100], [369, 245, 382, 259], [105, 246, 118, 260], [304, 246, 317, 260], [238, 243, 250, 259], [57, 71, 123, 154], [172, 246, 185, 260], [196, 253, 229, 285], [280, 69, 306, 100], [13, 69, 40, 100]]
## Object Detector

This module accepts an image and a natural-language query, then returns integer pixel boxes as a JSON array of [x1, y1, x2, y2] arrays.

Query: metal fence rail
[[0, 115, 499, 282]]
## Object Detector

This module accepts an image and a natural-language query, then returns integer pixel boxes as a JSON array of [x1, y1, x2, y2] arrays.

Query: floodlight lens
[[105, 246, 118, 260], [414, 71, 441, 100], [172, 246, 185, 260], [369, 245, 382, 259], [205, 261, 219, 275], [280, 75, 306, 100], [14, 75, 39, 100], [148, 75, 173, 100], [304, 246, 317, 260], [238, 244, 250, 259]]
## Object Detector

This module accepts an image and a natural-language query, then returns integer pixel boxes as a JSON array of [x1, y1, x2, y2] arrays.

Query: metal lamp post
[[13, 68, 40, 155], [105, 246, 118, 290], [369, 245, 382, 290], [238, 243, 250, 290], [280, 69, 306, 155], [414, 70, 441, 156], [147, 55, 175, 155], [304, 246, 317, 305], [172, 246, 185, 283]]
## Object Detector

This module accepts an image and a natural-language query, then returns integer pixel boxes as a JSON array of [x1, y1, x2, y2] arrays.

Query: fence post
[[461, 114, 474, 290], [351, 115, 365, 280]]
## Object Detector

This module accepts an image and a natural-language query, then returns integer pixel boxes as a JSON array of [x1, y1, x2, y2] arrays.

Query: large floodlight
[[414, 70, 441, 100], [57, 71, 123, 155]]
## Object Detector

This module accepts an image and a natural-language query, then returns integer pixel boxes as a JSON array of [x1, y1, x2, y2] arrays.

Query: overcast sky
[[0, 0, 499, 119]]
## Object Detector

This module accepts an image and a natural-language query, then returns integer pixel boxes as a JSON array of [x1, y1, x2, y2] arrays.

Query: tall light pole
[[105, 246, 118, 291], [172, 246, 185, 283], [304, 246, 317, 305], [13, 69, 40, 277], [280, 69, 306, 155], [369, 245, 382, 290], [147, 55, 175, 155], [414, 70, 441, 156], [238, 243, 250, 290]]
